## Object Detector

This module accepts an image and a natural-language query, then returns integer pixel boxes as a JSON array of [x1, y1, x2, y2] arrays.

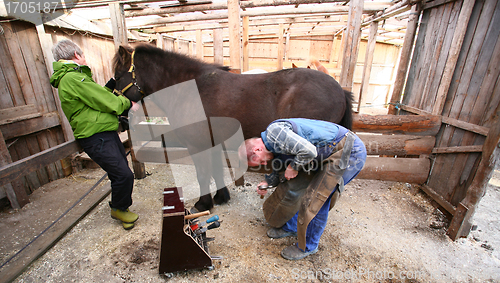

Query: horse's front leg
[[211, 146, 230, 205], [190, 149, 214, 212]]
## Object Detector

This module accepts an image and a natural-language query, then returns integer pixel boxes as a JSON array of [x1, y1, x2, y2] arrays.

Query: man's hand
[[284, 164, 298, 180], [257, 181, 269, 196]]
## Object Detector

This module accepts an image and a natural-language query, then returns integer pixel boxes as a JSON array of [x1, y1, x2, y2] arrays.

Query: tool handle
[[206, 215, 219, 224], [185, 210, 210, 220], [207, 221, 221, 230], [258, 184, 268, 199]]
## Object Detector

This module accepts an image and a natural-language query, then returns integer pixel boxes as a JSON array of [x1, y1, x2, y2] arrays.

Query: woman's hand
[[130, 101, 140, 112], [284, 164, 298, 180]]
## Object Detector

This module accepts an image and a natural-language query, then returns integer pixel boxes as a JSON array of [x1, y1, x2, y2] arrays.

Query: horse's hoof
[[213, 187, 230, 205], [194, 199, 213, 212]]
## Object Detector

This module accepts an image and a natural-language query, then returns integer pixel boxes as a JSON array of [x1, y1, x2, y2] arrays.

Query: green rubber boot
[[111, 208, 139, 224], [122, 222, 135, 230]]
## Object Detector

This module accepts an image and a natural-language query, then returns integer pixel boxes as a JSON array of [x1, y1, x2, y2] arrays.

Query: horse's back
[[196, 68, 351, 137], [266, 68, 348, 123]]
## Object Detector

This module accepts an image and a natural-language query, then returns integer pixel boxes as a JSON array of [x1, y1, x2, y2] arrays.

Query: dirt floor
[[1, 160, 499, 283]]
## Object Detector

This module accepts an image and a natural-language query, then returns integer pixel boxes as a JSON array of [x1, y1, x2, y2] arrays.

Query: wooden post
[[329, 34, 338, 64], [357, 21, 378, 112], [388, 3, 421, 115], [213, 28, 224, 65], [32, 15, 74, 142], [447, 108, 500, 240], [173, 37, 179, 52], [277, 23, 284, 70], [285, 32, 290, 61], [432, 0, 476, 115], [337, 30, 346, 69], [156, 33, 164, 49], [340, 0, 364, 92], [109, 2, 145, 178], [109, 2, 128, 49], [188, 41, 194, 56], [242, 16, 250, 72], [0, 130, 29, 208], [196, 29, 203, 60], [228, 0, 241, 71]]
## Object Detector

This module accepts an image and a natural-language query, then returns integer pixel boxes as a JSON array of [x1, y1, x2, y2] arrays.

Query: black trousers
[[77, 131, 134, 211]]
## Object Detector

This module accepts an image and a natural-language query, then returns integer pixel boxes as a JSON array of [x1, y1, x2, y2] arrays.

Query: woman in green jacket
[[50, 39, 139, 230]]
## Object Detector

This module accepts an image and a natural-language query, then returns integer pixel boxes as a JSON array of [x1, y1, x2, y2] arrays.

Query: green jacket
[[50, 61, 131, 139]]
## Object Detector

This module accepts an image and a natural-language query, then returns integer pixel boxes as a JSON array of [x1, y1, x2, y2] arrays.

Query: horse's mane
[[112, 44, 230, 76]]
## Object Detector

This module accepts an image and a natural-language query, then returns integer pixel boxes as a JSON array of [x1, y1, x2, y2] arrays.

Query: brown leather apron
[[262, 131, 355, 250]]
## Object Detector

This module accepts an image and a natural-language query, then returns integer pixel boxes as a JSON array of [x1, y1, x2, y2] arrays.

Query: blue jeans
[[282, 135, 366, 252]]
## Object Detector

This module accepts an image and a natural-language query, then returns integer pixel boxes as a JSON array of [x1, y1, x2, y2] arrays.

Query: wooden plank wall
[[402, 0, 500, 209], [201, 34, 400, 109], [0, 22, 118, 205], [0, 21, 65, 201]]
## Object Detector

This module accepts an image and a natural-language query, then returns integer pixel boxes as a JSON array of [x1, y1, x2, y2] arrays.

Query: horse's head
[[112, 45, 146, 102]]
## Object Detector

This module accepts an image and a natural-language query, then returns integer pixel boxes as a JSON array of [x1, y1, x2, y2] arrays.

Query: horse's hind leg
[[212, 147, 230, 205]]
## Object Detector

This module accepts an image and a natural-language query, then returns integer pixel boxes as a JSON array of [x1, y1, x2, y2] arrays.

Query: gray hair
[[52, 39, 83, 61]]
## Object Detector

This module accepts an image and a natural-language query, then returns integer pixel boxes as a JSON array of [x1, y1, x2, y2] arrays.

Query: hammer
[[258, 184, 269, 199]]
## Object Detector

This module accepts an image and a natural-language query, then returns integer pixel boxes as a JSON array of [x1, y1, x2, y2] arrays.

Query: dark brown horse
[[112, 44, 353, 212]]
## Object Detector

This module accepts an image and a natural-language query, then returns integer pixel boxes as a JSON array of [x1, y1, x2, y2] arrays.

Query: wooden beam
[[0, 105, 40, 126], [129, 3, 389, 28], [432, 145, 483, 154], [421, 184, 456, 214], [0, 112, 60, 140], [109, 2, 128, 49], [340, 0, 364, 91], [124, 0, 385, 17], [359, 134, 435, 156], [152, 14, 346, 33], [362, 0, 412, 27], [228, 0, 241, 70], [447, 107, 500, 240], [356, 156, 430, 184], [423, 0, 459, 10], [388, 3, 421, 115], [0, 104, 38, 120], [400, 104, 490, 136], [432, 0, 476, 115], [352, 114, 442, 136], [357, 20, 378, 112], [0, 140, 81, 188]]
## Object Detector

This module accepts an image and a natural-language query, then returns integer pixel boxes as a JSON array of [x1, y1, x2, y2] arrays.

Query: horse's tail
[[339, 90, 354, 130]]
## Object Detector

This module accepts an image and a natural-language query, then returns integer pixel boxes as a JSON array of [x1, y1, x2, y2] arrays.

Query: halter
[[113, 50, 146, 99]]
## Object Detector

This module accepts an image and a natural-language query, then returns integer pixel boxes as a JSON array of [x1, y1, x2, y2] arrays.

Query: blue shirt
[[261, 118, 348, 186]]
